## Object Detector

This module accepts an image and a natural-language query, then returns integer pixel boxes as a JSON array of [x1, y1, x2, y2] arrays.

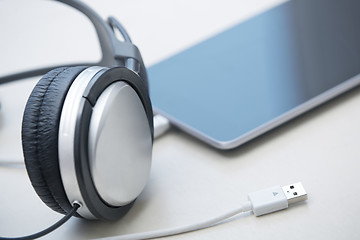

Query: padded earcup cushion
[[22, 66, 87, 215]]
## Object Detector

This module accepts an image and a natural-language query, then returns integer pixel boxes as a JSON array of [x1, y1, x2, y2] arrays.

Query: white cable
[[94, 183, 307, 240], [153, 115, 171, 139], [0, 160, 25, 168], [95, 202, 252, 240]]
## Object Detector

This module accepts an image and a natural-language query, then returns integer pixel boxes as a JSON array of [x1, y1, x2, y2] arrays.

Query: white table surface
[[1, 0, 360, 239]]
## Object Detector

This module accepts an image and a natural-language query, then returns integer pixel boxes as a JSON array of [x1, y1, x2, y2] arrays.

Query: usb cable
[[96, 182, 307, 240], [153, 115, 171, 139]]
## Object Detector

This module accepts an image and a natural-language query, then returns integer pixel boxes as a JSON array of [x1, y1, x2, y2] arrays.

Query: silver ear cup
[[88, 81, 152, 207], [58, 66, 153, 219]]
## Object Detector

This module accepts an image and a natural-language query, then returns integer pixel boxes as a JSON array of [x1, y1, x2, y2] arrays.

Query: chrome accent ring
[[58, 66, 107, 219]]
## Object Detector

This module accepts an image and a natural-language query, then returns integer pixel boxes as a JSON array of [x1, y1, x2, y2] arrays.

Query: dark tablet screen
[[148, 0, 360, 147]]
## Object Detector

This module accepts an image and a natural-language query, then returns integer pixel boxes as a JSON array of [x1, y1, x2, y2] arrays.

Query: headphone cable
[[0, 203, 80, 240]]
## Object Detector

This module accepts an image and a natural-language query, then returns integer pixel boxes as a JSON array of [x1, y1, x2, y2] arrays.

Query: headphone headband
[[0, 0, 147, 85], [58, 0, 142, 64]]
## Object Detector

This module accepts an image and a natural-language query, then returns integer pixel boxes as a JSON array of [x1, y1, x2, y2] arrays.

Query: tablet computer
[[148, 0, 360, 149]]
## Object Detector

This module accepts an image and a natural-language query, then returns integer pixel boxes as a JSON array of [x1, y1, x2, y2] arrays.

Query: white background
[[0, 0, 360, 239]]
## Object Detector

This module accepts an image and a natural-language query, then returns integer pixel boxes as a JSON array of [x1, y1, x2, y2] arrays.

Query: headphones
[[0, 0, 153, 221]]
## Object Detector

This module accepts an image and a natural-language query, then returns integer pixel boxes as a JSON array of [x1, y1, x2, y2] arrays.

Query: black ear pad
[[22, 66, 87, 216]]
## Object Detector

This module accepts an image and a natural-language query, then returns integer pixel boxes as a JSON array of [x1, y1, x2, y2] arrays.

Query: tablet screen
[[148, 0, 360, 148]]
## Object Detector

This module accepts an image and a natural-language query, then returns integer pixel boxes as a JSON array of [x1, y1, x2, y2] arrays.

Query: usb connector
[[153, 115, 171, 138], [97, 182, 308, 240], [282, 182, 308, 204], [248, 182, 307, 216]]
